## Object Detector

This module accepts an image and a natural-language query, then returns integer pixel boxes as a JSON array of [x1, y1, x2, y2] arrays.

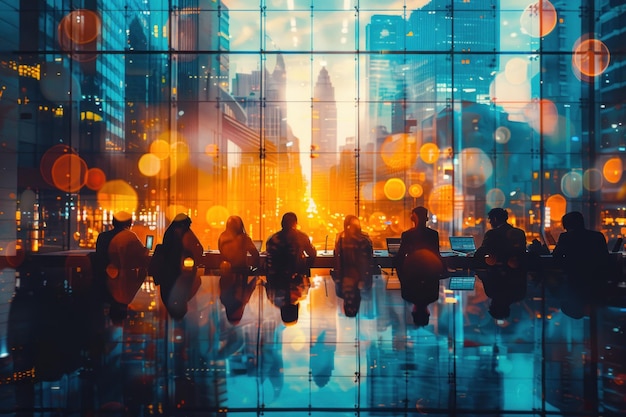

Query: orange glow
[[603, 158, 623, 184], [4, 240, 26, 268], [150, 139, 171, 160], [51, 153, 88, 193], [546, 194, 567, 222], [383, 178, 406, 201], [165, 205, 189, 222], [106, 264, 119, 279], [573, 38, 610, 78], [40, 144, 73, 187], [97, 179, 139, 214], [419, 142, 439, 164], [520, 1, 557, 38], [380, 133, 418, 170], [206, 205, 230, 229], [138, 153, 161, 177], [368, 211, 388, 232], [428, 184, 455, 222], [583, 168, 603, 191], [86, 168, 106, 190], [205, 144, 219, 157], [524, 99, 559, 136], [408, 183, 424, 198], [183, 257, 195, 268], [61, 10, 101, 44]]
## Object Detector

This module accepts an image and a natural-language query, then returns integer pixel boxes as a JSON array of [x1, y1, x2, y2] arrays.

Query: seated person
[[551, 211, 610, 318], [474, 208, 527, 319]]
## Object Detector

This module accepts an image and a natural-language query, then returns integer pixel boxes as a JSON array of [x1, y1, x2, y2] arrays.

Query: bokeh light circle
[[51, 153, 88, 192], [486, 188, 506, 208], [420, 142, 440, 164], [380, 133, 418, 170], [206, 205, 230, 229], [524, 98, 559, 136], [603, 158, 623, 184], [561, 171, 583, 198], [583, 168, 603, 191], [368, 211, 389, 232], [138, 153, 162, 177], [460, 148, 493, 188], [490, 72, 531, 116], [61, 10, 101, 44], [504, 57, 528, 85], [520, 1, 558, 38], [546, 194, 567, 222], [573, 38, 610, 77], [408, 183, 424, 198], [150, 139, 171, 160], [428, 184, 455, 222], [383, 178, 406, 201], [40, 144, 74, 187], [494, 126, 511, 144], [86, 168, 106, 191], [97, 179, 139, 214]]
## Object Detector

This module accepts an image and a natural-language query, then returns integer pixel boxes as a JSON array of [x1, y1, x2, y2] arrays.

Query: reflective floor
[[0, 263, 625, 416]]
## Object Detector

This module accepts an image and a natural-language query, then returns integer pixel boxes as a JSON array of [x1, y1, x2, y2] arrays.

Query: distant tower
[[311, 66, 338, 213]]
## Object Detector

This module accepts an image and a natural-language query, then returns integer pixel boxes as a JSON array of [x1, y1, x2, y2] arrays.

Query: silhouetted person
[[218, 215, 260, 324], [149, 213, 204, 320], [94, 211, 149, 324], [394, 206, 444, 326], [333, 215, 374, 317], [474, 208, 527, 319], [265, 212, 317, 324], [552, 211, 610, 318]]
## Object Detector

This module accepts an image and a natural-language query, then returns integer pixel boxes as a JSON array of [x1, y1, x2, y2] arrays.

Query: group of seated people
[[93, 207, 616, 327]]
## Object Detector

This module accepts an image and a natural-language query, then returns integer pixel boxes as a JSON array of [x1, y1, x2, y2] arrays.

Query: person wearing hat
[[265, 212, 317, 325], [474, 207, 527, 320], [150, 213, 204, 320]]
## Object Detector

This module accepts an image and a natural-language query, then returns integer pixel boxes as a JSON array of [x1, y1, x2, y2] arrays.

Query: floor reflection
[[1, 266, 625, 416]]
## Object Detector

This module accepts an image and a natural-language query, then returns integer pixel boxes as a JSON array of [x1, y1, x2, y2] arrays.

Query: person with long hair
[[218, 215, 260, 324]]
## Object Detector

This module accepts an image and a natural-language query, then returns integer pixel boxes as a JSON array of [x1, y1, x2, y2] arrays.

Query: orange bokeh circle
[[573, 38, 610, 77], [603, 158, 623, 184], [51, 153, 88, 193], [86, 167, 106, 191]]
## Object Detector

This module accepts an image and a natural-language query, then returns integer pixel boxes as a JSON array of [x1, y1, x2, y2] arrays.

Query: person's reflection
[[265, 212, 316, 325], [474, 208, 527, 320], [551, 211, 610, 318], [333, 215, 374, 317], [310, 330, 336, 388], [149, 213, 204, 320], [218, 215, 260, 325], [394, 206, 444, 326]]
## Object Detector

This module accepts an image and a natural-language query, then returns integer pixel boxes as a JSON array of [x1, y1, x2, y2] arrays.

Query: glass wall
[[1, 0, 624, 253]]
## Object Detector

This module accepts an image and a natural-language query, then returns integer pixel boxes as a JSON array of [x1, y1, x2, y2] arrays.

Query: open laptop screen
[[386, 238, 401, 256], [449, 236, 476, 253]]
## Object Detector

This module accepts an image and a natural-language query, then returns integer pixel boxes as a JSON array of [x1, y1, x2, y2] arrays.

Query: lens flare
[[383, 178, 406, 201], [603, 158, 623, 184], [520, 1, 557, 38], [546, 194, 567, 222]]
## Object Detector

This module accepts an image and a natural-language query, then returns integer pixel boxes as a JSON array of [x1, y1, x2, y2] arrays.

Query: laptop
[[448, 276, 476, 291], [449, 236, 476, 256], [386, 237, 402, 256]]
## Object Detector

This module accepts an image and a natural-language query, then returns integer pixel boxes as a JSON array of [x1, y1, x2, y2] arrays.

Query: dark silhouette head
[[561, 211, 585, 231], [411, 206, 429, 226], [280, 303, 299, 325], [343, 214, 358, 231], [281, 212, 298, 230], [225, 215, 245, 235], [487, 208, 509, 227], [172, 213, 192, 228], [112, 211, 132, 229], [344, 215, 361, 236]]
